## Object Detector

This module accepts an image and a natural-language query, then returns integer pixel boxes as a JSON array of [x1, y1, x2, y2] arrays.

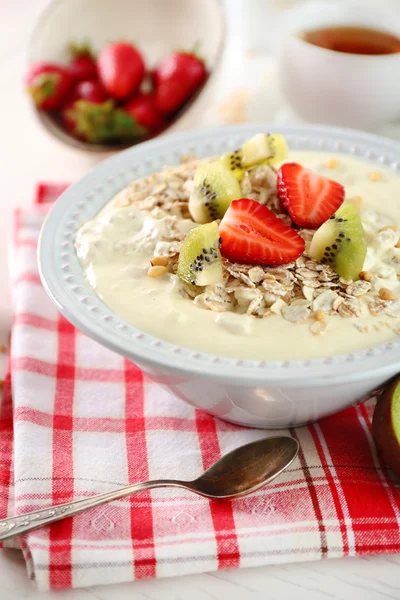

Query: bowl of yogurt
[[38, 123, 400, 428]]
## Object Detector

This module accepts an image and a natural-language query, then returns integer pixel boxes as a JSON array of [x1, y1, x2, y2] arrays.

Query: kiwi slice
[[372, 377, 400, 475], [189, 161, 241, 224], [309, 201, 367, 280], [177, 221, 223, 286], [220, 133, 288, 180]]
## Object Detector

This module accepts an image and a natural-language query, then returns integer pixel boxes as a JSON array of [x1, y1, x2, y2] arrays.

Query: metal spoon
[[0, 436, 298, 541]]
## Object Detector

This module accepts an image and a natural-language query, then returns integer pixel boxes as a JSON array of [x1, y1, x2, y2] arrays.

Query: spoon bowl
[[189, 436, 299, 498], [0, 436, 298, 541]]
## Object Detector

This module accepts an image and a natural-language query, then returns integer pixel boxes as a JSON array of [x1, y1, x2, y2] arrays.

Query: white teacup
[[278, 1, 400, 130]]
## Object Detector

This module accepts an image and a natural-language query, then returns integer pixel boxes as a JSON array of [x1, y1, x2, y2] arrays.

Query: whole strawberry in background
[[97, 42, 145, 99], [123, 93, 165, 132], [154, 50, 207, 113], [67, 42, 98, 82], [71, 80, 107, 104], [25, 63, 72, 110]]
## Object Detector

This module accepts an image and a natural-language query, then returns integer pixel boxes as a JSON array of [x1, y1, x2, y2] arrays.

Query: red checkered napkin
[[0, 184, 400, 591]]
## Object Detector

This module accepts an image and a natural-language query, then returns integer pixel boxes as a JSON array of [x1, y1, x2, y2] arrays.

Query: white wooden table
[[1, 1, 399, 598]]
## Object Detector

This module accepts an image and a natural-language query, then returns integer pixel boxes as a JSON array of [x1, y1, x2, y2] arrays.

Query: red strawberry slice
[[277, 162, 345, 228], [219, 198, 305, 266]]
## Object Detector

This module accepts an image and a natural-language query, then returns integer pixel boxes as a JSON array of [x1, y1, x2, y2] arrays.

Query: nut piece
[[359, 271, 373, 282], [151, 256, 169, 267], [379, 225, 397, 233], [148, 265, 168, 278], [327, 158, 339, 169], [379, 287, 395, 301], [369, 171, 382, 182], [314, 309, 326, 322]]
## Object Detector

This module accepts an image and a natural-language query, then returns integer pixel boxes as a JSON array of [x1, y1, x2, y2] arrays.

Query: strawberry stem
[[28, 72, 59, 106], [174, 40, 205, 63], [68, 40, 95, 59], [67, 100, 146, 143]]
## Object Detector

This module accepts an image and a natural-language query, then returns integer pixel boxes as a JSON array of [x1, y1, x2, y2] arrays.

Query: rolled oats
[[248, 266, 265, 283], [338, 299, 362, 318], [384, 301, 400, 317], [247, 294, 265, 315], [282, 304, 310, 322], [368, 298, 388, 316], [291, 299, 311, 308], [240, 171, 252, 196], [226, 267, 255, 288], [332, 296, 345, 311], [301, 278, 321, 289], [310, 320, 328, 335], [302, 286, 315, 301], [203, 284, 233, 312], [297, 268, 319, 279], [346, 280, 372, 296], [270, 299, 287, 315], [312, 290, 338, 313], [234, 287, 261, 308]]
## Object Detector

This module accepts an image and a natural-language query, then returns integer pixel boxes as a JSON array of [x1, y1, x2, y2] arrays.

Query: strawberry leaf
[[67, 100, 146, 144], [68, 40, 95, 59]]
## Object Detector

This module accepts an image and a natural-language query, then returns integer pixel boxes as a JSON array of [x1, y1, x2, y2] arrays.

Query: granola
[[106, 155, 400, 337]]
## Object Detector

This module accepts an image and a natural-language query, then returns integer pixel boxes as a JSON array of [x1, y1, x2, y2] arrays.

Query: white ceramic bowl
[[28, 0, 225, 151], [38, 123, 400, 428], [278, 1, 400, 130]]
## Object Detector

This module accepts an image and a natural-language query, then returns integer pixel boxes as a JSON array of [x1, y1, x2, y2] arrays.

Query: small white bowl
[[28, 0, 225, 152], [278, 1, 400, 131], [38, 123, 400, 428]]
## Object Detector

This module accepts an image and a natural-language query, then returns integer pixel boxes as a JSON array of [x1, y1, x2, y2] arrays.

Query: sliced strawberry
[[277, 162, 345, 228], [219, 198, 305, 266]]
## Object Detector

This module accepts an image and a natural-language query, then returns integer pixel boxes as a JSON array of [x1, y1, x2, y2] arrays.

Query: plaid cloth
[[0, 184, 400, 591]]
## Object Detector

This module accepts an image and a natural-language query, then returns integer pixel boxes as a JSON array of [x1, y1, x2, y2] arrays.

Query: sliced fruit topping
[[189, 161, 241, 224], [372, 377, 400, 475], [277, 162, 345, 227], [220, 133, 288, 180], [177, 222, 223, 286], [219, 198, 305, 266], [309, 201, 367, 280]]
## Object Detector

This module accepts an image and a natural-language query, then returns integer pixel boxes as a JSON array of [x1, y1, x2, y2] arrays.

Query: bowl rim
[[38, 122, 400, 384], [27, 0, 226, 152]]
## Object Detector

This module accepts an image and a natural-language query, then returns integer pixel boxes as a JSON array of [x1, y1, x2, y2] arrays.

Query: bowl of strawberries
[[26, 0, 225, 151]]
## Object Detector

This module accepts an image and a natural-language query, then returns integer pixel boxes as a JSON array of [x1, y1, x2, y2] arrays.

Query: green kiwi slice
[[220, 133, 288, 180], [189, 162, 241, 224], [309, 201, 367, 280], [177, 222, 223, 286]]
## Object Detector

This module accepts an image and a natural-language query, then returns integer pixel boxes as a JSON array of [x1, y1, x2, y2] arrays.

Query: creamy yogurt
[[75, 151, 400, 360]]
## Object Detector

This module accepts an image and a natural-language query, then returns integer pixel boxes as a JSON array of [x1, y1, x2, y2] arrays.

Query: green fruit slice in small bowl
[[372, 377, 400, 475]]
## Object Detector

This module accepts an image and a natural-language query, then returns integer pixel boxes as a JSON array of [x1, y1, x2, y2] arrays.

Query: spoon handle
[[0, 479, 186, 541]]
